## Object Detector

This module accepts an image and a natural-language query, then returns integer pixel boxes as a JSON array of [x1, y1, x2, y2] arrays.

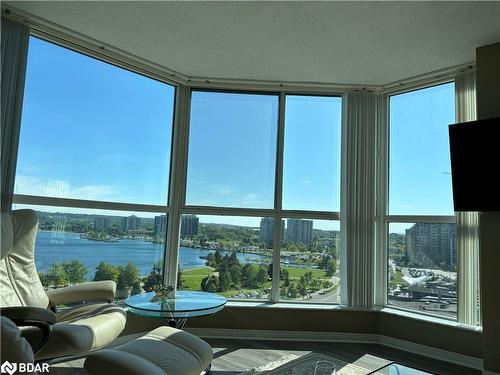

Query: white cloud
[[14, 175, 116, 201], [14, 175, 49, 196]]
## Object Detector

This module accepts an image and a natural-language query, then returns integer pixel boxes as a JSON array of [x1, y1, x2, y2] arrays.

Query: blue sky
[[16, 37, 175, 205], [283, 95, 341, 211], [15, 37, 455, 233], [389, 82, 455, 217], [187, 91, 278, 208]]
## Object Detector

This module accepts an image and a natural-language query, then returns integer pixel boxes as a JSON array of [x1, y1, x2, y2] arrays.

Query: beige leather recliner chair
[[0, 209, 127, 360], [1, 315, 214, 375]]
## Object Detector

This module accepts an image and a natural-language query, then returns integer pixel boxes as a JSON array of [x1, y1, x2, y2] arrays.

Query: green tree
[[93, 262, 120, 282], [318, 255, 329, 269], [214, 249, 222, 265], [205, 253, 216, 267], [304, 271, 313, 285], [131, 282, 142, 296], [142, 261, 164, 292], [288, 282, 298, 298], [201, 275, 218, 292], [47, 263, 69, 288], [218, 261, 230, 292], [38, 272, 50, 288], [229, 264, 242, 289], [229, 251, 239, 266], [116, 266, 128, 291], [282, 268, 290, 287], [177, 268, 183, 289], [298, 276, 308, 299], [218, 271, 230, 292], [242, 264, 258, 288], [143, 272, 162, 292], [116, 263, 140, 293], [310, 278, 321, 291], [256, 265, 268, 285], [267, 263, 273, 279], [122, 262, 140, 287], [326, 259, 336, 277], [62, 260, 88, 284]]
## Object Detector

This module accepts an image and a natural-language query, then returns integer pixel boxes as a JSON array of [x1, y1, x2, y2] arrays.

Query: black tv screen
[[449, 117, 500, 212]]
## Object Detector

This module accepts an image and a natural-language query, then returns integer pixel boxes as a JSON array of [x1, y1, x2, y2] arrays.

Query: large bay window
[[386, 82, 458, 320], [10, 35, 480, 323], [13, 36, 175, 299], [177, 92, 342, 303], [13, 37, 343, 304]]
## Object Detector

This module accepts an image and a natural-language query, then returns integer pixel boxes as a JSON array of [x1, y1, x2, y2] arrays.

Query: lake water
[[34, 231, 267, 278]]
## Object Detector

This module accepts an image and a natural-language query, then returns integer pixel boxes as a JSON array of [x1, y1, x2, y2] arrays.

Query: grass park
[[180, 266, 330, 298]]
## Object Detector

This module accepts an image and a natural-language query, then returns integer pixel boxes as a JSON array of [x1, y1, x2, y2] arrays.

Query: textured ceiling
[[4, 1, 500, 85]]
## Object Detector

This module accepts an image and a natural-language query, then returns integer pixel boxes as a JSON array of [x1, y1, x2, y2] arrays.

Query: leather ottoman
[[84, 326, 213, 375]]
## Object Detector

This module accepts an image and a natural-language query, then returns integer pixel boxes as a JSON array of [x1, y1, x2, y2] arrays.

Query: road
[[305, 275, 340, 303]]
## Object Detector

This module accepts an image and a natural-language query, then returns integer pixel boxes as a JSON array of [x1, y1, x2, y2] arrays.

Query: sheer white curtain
[[1, 16, 30, 212], [455, 70, 481, 326], [344, 91, 378, 308]]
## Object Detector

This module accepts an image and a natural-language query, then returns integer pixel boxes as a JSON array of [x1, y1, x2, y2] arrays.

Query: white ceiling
[[4, 1, 500, 86]]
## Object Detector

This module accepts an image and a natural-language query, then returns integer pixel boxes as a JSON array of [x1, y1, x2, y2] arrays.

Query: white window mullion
[[271, 92, 286, 302], [12, 194, 170, 214], [165, 85, 191, 288]]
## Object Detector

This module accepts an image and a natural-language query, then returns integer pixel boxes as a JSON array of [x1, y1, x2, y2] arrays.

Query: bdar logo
[[0, 361, 17, 375]]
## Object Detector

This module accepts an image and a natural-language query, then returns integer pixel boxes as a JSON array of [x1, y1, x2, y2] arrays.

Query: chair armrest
[[0, 307, 56, 354], [0, 306, 56, 326], [46, 280, 117, 306]]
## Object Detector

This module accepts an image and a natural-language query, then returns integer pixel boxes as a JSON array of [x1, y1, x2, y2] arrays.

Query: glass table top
[[125, 290, 227, 319]]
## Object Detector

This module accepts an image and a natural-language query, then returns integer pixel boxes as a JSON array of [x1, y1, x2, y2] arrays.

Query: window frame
[[13, 34, 179, 286], [13, 34, 345, 305], [12, 30, 479, 323], [175, 88, 343, 303], [381, 80, 460, 321], [185, 88, 281, 210]]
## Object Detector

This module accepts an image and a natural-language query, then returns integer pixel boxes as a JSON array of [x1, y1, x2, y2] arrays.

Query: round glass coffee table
[[125, 290, 227, 328]]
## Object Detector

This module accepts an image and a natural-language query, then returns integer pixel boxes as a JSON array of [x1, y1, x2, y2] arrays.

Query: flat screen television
[[449, 116, 500, 212]]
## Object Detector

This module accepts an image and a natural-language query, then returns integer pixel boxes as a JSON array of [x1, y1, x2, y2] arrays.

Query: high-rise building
[[259, 217, 274, 245], [121, 215, 141, 231], [406, 223, 456, 269], [94, 216, 112, 230], [286, 219, 313, 245], [154, 215, 167, 235], [259, 218, 285, 245], [181, 215, 199, 236]]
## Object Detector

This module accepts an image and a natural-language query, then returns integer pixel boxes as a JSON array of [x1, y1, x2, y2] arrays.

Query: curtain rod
[[381, 63, 475, 94], [1, 7, 188, 86]]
